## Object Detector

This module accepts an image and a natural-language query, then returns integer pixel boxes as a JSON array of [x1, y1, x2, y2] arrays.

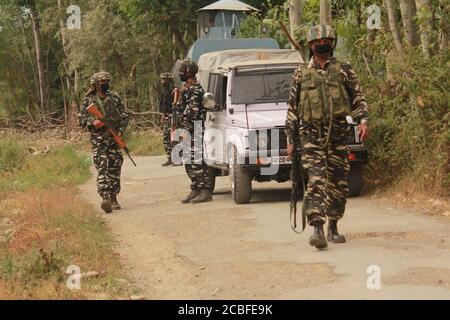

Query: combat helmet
[[90, 71, 112, 84], [179, 59, 199, 77], [306, 24, 336, 43]]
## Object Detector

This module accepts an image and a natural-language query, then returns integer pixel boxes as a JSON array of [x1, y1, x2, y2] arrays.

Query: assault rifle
[[86, 103, 137, 167], [290, 122, 306, 233]]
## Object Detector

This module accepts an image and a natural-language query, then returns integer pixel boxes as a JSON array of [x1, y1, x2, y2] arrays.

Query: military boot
[[190, 189, 213, 204], [101, 194, 113, 214], [161, 158, 173, 167], [327, 219, 346, 243], [309, 223, 328, 249], [110, 194, 121, 211], [181, 189, 200, 204]]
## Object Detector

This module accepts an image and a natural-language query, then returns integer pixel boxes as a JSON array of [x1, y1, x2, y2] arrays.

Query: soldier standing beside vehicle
[[159, 73, 175, 167], [78, 72, 129, 214], [176, 59, 213, 204], [285, 25, 369, 249]]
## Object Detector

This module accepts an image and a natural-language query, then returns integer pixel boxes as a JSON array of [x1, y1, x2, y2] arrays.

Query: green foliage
[[355, 49, 449, 195], [0, 144, 91, 193], [125, 131, 165, 156], [0, 139, 27, 172]]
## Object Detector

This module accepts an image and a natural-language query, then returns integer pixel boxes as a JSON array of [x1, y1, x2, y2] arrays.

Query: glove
[[92, 119, 105, 129]]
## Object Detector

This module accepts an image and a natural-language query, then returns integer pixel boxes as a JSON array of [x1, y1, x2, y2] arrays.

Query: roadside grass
[[125, 130, 165, 157], [0, 138, 133, 299]]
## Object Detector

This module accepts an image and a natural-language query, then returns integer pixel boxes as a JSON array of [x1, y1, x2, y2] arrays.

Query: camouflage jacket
[[285, 57, 369, 144], [78, 91, 129, 134], [159, 86, 174, 115], [176, 81, 206, 132]]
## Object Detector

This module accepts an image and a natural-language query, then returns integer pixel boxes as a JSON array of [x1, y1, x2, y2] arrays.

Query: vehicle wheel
[[208, 167, 217, 194], [229, 147, 252, 204], [348, 163, 363, 197]]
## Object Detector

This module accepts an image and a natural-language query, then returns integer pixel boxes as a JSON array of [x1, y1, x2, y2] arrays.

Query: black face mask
[[100, 83, 110, 93], [179, 74, 188, 82], [313, 43, 333, 55]]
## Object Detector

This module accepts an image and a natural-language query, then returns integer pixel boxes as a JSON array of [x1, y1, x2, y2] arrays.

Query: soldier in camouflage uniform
[[78, 72, 129, 214], [159, 73, 175, 167], [176, 59, 213, 204], [285, 25, 369, 249]]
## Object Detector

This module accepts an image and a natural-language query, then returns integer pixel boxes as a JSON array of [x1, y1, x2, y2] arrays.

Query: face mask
[[100, 83, 110, 93], [179, 74, 188, 82], [313, 43, 333, 55]]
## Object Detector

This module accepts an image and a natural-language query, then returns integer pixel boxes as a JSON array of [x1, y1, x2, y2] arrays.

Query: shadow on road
[[213, 187, 300, 204]]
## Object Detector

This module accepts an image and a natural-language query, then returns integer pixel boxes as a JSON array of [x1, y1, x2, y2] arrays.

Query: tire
[[208, 167, 217, 194], [348, 163, 363, 197], [229, 147, 252, 204]]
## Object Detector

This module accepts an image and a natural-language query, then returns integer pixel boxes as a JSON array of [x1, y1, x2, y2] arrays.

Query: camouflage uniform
[[78, 82, 129, 199], [177, 81, 212, 191], [286, 56, 369, 226], [159, 74, 175, 159]]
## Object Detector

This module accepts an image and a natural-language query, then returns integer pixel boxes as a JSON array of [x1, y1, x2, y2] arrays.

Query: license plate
[[271, 155, 292, 165]]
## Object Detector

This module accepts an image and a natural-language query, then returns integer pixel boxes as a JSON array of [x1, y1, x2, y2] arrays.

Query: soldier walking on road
[[285, 25, 369, 249], [176, 59, 213, 204], [78, 72, 129, 214], [159, 73, 176, 167]]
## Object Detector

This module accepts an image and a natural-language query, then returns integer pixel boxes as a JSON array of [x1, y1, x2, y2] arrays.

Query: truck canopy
[[188, 39, 280, 62], [197, 49, 304, 86]]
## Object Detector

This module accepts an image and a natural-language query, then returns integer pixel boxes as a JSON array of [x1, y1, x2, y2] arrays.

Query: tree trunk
[[58, 0, 78, 135], [438, 0, 449, 51], [169, 19, 188, 54], [415, 0, 433, 57], [289, 0, 302, 38], [399, 0, 420, 47], [384, 0, 405, 55], [320, 0, 332, 26], [29, 1, 47, 115]]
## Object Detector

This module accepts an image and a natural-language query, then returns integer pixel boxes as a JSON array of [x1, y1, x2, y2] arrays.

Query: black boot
[[110, 194, 121, 211], [101, 194, 113, 214], [327, 220, 346, 243], [190, 189, 213, 204], [181, 189, 200, 204], [309, 223, 328, 249], [161, 158, 173, 167]]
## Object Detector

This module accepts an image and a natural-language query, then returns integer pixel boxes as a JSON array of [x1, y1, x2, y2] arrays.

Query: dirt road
[[80, 156, 450, 300]]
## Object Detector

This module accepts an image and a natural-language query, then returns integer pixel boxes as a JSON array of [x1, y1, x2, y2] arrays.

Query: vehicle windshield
[[231, 68, 295, 105]]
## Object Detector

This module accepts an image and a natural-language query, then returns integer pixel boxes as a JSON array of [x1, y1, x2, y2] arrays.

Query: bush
[[125, 130, 165, 156], [0, 139, 27, 173], [364, 50, 450, 196], [0, 145, 91, 193]]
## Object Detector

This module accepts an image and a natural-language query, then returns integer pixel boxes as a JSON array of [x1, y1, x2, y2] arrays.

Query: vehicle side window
[[208, 73, 220, 110], [219, 76, 227, 111], [208, 73, 218, 93]]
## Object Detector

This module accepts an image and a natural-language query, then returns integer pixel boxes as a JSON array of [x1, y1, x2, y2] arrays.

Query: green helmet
[[90, 71, 112, 84], [179, 59, 199, 77], [307, 24, 336, 43]]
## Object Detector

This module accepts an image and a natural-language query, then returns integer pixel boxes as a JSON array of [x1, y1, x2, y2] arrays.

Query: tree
[[319, 0, 332, 26], [384, 0, 405, 55], [289, 0, 302, 42], [27, 0, 48, 114], [399, 0, 420, 47], [415, 0, 433, 57], [438, 0, 449, 51]]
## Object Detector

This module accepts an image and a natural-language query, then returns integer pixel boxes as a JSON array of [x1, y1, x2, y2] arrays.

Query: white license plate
[[271, 156, 292, 165]]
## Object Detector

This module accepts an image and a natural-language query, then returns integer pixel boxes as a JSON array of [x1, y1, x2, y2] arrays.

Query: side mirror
[[203, 92, 216, 110]]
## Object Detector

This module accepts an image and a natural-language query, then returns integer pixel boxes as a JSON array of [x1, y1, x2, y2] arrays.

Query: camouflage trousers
[[91, 133, 123, 197], [184, 130, 211, 191], [299, 118, 350, 225], [162, 114, 173, 158]]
